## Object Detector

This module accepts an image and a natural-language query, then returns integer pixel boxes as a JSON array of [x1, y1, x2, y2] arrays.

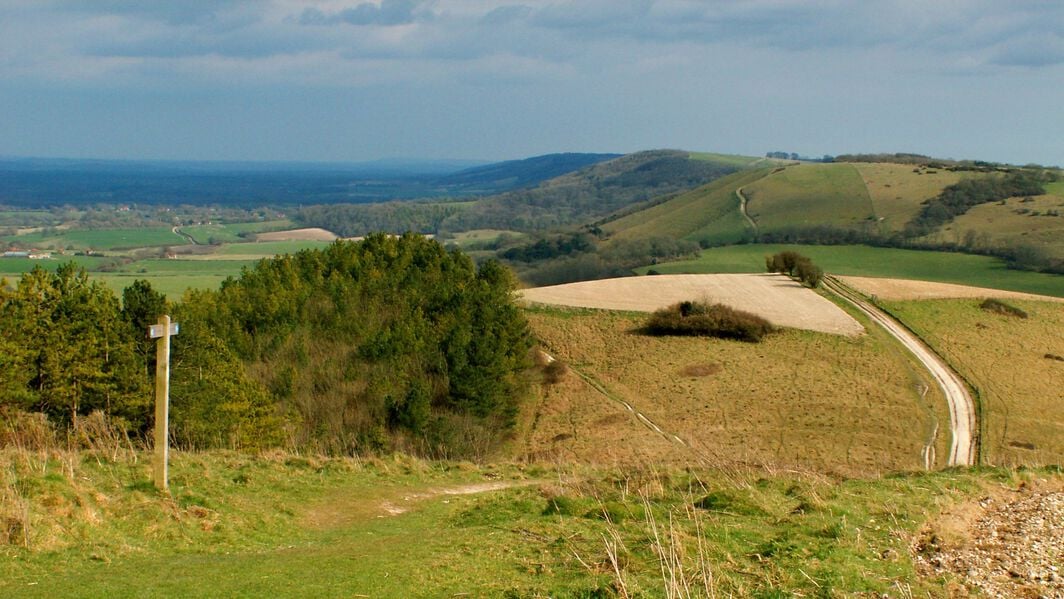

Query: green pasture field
[[212, 240, 335, 257], [179, 219, 293, 245], [446, 229, 524, 248], [882, 298, 1064, 467], [743, 163, 875, 233], [92, 273, 238, 299], [604, 169, 765, 244], [1044, 180, 1064, 195], [640, 244, 1064, 297], [2, 449, 1045, 597], [2, 226, 185, 251]]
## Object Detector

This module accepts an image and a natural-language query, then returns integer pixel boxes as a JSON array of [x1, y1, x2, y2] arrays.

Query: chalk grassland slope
[[524, 307, 942, 474], [602, 169, 766, 245], [883, 298, 1064, 467], [687, 151, 765, 168], [520, 273, 863, 336], [853, 163, 964, 231], [743, 164, 875, 234], [7, 450, 1051, 597], [948, 194, 1064, 259], [644, 244, 1064, 297], [438, 150, 741, 233], [2, 226, 185, 251]]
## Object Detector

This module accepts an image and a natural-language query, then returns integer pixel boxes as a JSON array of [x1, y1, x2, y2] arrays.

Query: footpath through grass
[[3, 449, 1050, 597], [643, 244, 1064, 297]]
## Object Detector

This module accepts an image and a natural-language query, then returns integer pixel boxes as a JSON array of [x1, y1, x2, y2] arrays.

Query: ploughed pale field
[[520, 273, 864, 336], [254, 227, 339, 241], [838, 276, 1064, 303]]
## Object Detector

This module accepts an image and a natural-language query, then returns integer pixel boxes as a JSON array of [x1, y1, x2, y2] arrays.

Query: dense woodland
[[0, 235, 533, 458]]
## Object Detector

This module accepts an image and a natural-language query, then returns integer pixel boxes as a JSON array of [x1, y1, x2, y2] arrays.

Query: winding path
[[736, 187, 759, 236], [172, 226, 199, 245], [822, 276, 976, 466]]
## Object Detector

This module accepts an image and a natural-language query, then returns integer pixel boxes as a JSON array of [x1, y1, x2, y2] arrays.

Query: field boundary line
[[540, 350, 692, 450]]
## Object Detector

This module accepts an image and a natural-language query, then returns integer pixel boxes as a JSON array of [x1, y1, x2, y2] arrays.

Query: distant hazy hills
[[0, 153, 620, 207]]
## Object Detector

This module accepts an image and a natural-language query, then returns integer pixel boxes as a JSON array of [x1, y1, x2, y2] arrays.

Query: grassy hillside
[[883, 298, 1064, 466], [743, 163, 875, 234], [524, 305, 945, 474], [643, 244, 1064, 297], [853, 163, 964, 231], [602, 169, 767, 245], [438, 150, 742, 233], [947, 194, 1064, 259], [2, 448, 1054, 597]]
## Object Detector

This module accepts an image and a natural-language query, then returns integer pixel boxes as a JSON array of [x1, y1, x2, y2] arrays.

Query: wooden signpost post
[[149, 315, 179, 491]]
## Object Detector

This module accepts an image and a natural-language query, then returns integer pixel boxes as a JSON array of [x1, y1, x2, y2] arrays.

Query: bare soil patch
[[255, 228, 338, 242], [521, 274, 863, 336], [916, 479, 1064, 598], [839, 276, 1064, 303]]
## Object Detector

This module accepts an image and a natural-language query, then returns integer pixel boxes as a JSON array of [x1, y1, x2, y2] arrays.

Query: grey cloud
[[49, 0, 243, 25], [481, 5, 533, 26], [300, 0, 427, 27], [988, 34, 1064, 68]]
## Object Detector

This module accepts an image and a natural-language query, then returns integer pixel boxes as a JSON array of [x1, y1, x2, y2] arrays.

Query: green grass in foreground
[[2, 449, 1040, 597], [642, 244, 1064, 297]]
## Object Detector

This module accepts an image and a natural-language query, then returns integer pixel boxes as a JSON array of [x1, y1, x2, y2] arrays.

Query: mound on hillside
[[520, 273, 863, 336]]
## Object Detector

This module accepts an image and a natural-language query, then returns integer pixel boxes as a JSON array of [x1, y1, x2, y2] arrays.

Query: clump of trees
[[0, 235, 535, 458], [644, 301, 775, 342], [765, 251, 823, 288]]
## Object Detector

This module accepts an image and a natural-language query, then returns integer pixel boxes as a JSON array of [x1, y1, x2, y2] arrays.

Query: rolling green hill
[[602, 168, 766, 245], [436, 150, 744, 233], [742, 163, 875, 234]]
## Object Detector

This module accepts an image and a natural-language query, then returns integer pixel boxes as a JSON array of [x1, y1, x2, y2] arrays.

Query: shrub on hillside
[[979, 298, 1028, 319], [644, 301, 776, 342]]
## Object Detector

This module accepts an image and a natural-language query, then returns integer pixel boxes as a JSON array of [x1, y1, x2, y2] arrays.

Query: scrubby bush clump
[[979, 298, 1028, 319], [765, 251, 823, 288], [644, 300, 776, 342]]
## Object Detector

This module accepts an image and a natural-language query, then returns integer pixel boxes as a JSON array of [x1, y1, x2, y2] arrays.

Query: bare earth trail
[[736, 186, 759, 236], [823, 276, 976, 467], [172, 226, 198, 245]]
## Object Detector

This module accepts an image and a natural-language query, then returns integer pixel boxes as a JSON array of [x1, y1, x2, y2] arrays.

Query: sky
[[1, 0, 1062, 165]]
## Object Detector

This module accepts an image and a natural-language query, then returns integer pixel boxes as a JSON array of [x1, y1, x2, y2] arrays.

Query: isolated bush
[[644, 301, 775, 342], [979, 298, 1028, 319]]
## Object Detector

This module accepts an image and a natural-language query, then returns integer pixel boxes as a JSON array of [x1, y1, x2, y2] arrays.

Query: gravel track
[[823, 276, 976, 466]]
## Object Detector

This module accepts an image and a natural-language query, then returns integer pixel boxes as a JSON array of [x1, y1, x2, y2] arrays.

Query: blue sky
[[1, 1, 1061, 165]]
